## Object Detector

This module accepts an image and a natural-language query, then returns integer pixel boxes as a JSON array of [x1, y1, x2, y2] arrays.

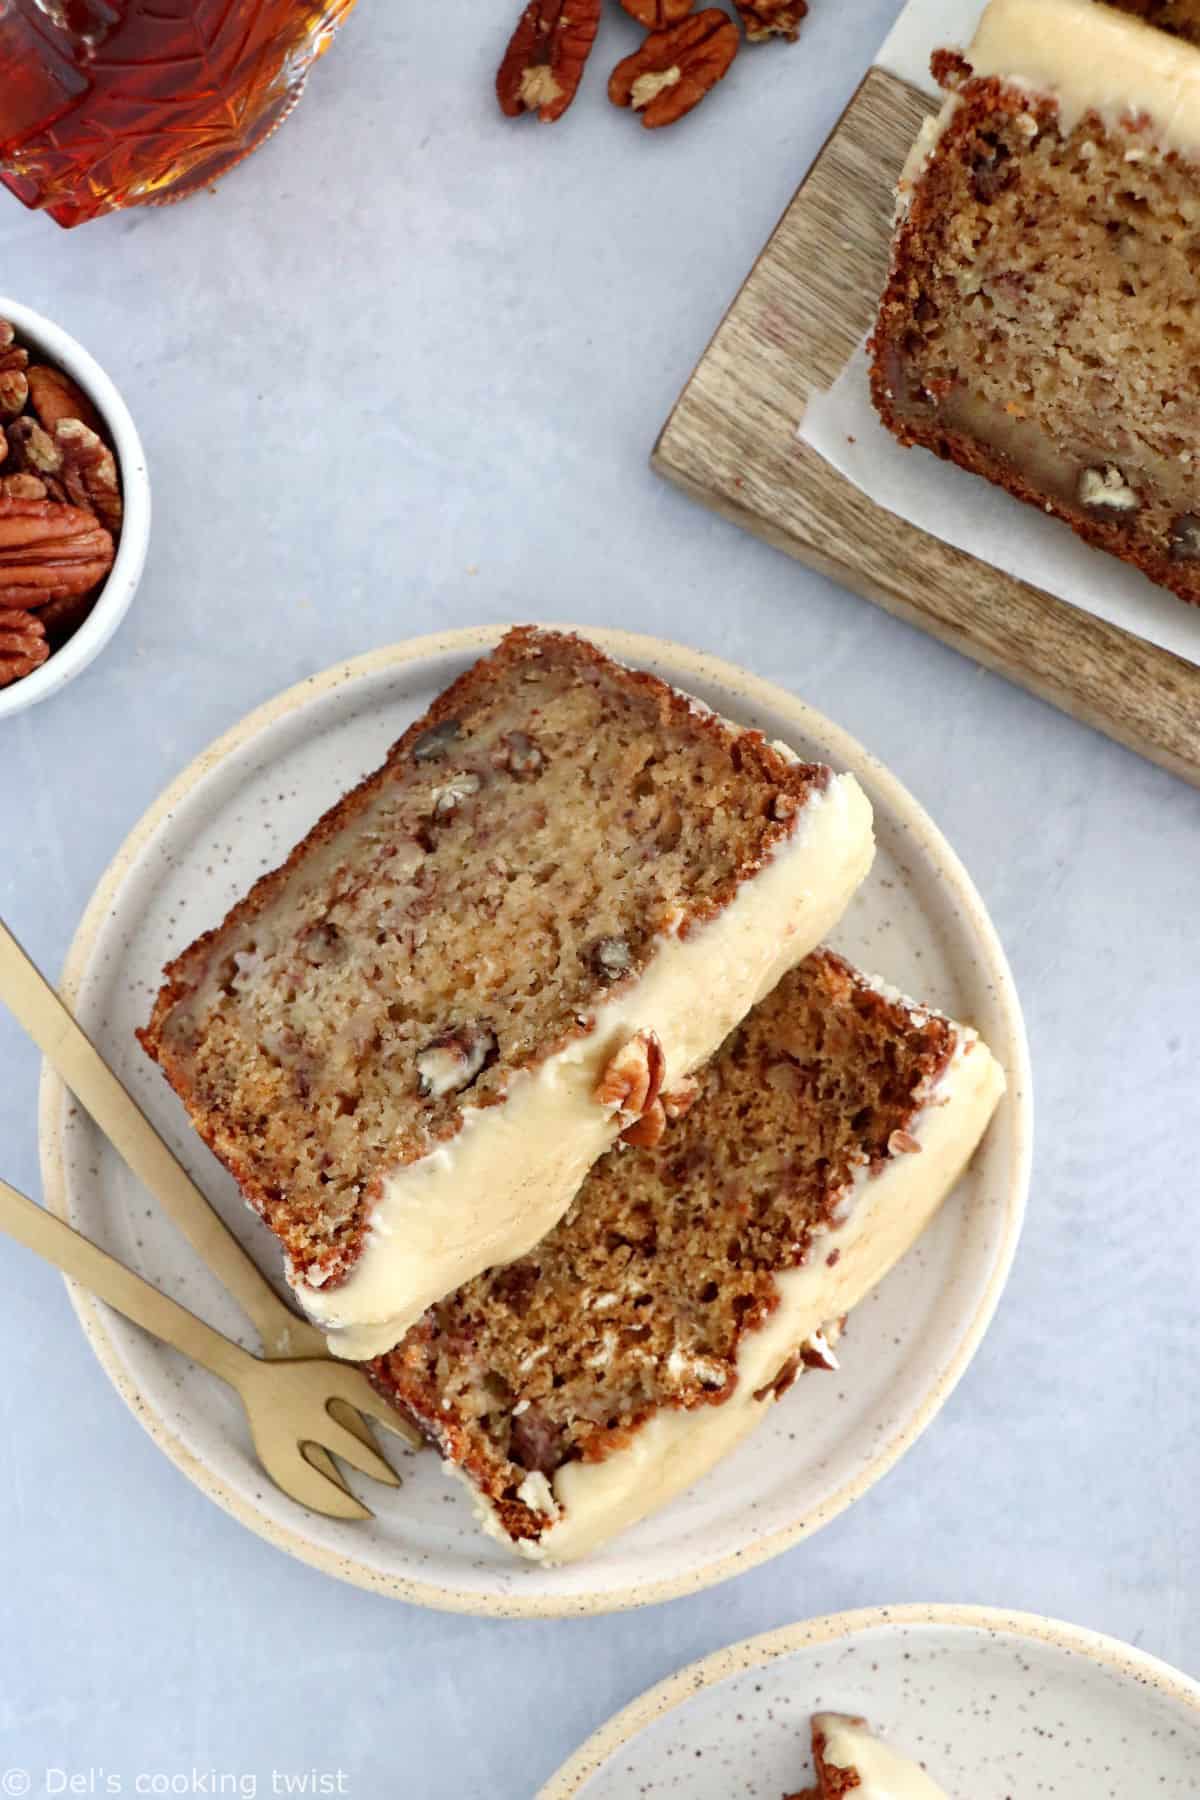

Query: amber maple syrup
[[0, 1, 357, 227]]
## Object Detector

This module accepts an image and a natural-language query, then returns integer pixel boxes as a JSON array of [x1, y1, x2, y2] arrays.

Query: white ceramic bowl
[[0, 296, 150, 720]]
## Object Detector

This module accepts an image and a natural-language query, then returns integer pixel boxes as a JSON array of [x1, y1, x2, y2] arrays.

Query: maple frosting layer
[[475, 1004, 1004, 1563], [301, 769, 875, 1359], [814, 1714, 951, 1800], [969, 0, 1200, 155]]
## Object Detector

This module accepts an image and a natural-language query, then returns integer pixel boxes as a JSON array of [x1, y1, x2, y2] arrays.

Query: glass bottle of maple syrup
[[0, 1, 358, 228]]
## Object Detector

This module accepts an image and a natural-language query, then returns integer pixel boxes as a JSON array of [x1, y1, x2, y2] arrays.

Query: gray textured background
[[1, 2, 1196, 1795]]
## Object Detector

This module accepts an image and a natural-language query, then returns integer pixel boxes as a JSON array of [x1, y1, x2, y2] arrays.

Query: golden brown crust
[[870, 75, 1200, 608]]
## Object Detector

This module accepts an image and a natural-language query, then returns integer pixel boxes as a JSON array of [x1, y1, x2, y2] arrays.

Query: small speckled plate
[[539, 1605, 1200, 1796], [39, 627, 1031, 1616]]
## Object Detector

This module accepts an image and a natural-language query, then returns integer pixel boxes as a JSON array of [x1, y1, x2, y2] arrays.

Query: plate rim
[[537, 1602, 1200, 1797], [38, 623, 1033, 1617]]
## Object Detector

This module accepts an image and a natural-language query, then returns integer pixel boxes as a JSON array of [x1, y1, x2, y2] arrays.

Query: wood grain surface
[[653, 66, 1200, 787]]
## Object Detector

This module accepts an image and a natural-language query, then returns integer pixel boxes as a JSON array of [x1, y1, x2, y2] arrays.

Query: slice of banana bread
[[140, 629, 874, 1357], [799, 1715, 952, 1800], [871, 0, 1200, 607], [367, 949, 1004, 1560]]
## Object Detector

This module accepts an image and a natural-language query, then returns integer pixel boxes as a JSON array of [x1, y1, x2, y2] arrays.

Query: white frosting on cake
[[482, 1006, 1004, 1563], [301, 770, 875, 1359], [813, 1714, 951, 1799], [898, 0, 1200, 212], [968, 0, 1200, 155]]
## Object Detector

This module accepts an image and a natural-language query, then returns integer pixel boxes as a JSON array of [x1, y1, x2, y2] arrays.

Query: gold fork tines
[[0, 1177, 406, 1521]]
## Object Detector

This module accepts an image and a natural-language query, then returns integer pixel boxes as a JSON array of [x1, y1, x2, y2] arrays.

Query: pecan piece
[[0, 367, 27, 419], [586, 934, 633, 984], [410, 717, 461, 761], [0, 323, 28, 421], [497, 0, 602, 123], [26, 364, 105, 437], [0, 607, 49, 687], [491, 730, 545, 779], [0, 474, 48, 502], [799, 1327, 840, 1372], [733, 0, 807, 40], [1168, 514, 1200, 562], [608, 10, 739, 128], [55, 419, 123, 535], [619, 0, 694, 25], [0, 497, 115, 610], [595, 1028, 665, 1125], [430, 771, 483, 819], [416, 1025, 498, 1099], [1078, 463, 1139, 513], [887, 1128, 922, 1157], [753, 1352, 801, 1403], [620, 1098, 667, 1149], [0, 322, 29, 373], [6, 416, 64, 481]]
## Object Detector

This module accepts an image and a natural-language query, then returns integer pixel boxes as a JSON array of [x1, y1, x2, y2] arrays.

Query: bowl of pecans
[[0, 297, 149, 720]]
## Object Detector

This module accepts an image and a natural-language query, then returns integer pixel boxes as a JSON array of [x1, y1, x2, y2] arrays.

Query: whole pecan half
[[595, 1028, 666, 1123], [0, 497, 115, 610], [732, 0, 807, 40], [618, 0, 694, 27], [27, 364, 105, 437], [497, 0, 602, 123], [608, 10, 739, 128], [55, 418, 123, 535], [0, 607, 49, 687]]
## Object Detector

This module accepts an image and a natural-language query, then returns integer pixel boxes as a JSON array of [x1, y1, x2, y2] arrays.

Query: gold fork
[[0, 916, 420, 1513], [0, 1175, 407, 1519]]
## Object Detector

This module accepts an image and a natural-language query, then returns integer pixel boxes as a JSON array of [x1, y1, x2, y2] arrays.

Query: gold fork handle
[[0, 1177, 249, 1387], [0, 918, 324, 1360]]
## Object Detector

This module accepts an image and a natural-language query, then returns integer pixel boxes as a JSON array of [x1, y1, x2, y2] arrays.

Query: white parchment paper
[[798, 0, 1200, 670]]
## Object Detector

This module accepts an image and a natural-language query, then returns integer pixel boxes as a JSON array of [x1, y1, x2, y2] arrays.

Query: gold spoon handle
[[0, 1176, 247, 1387], [0, 918, 324, 1359]]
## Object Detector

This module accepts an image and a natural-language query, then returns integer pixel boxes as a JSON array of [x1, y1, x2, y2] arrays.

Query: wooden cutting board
[[653, 67, 1200, 788]]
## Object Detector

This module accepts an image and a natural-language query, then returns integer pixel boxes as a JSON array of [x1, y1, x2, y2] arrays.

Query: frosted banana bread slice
[[367, 949, 1004, 1561], [140, 629, 874, 1358], [793, 1715, 952, 1800], [871, 0, 1200, 607]]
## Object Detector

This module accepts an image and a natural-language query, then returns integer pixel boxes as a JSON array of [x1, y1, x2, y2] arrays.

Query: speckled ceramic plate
[[39, 626, 1031, 1616], [539, 1605, 1200, 1796]]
